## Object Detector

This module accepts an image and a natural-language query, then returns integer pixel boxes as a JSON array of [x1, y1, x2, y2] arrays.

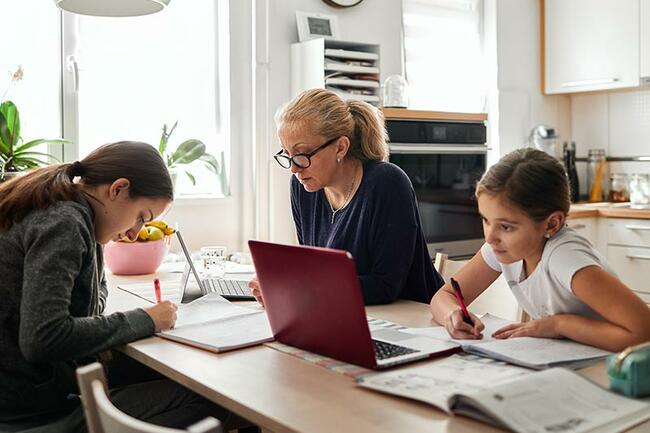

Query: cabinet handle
[[561, 78, 619, 87], [626, 254, 650, 261], [625, 225, 650, 231], [571, 224, 586, 229]]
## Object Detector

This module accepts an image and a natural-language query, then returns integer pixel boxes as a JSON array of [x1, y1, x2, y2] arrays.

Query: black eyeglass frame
[[274, 136, 340, 169]]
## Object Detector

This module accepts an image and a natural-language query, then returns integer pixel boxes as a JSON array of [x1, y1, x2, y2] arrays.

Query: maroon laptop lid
[[248, 240, 377, 369]]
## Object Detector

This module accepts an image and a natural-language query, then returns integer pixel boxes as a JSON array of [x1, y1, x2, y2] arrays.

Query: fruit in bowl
[[103, 220, 175, 275]]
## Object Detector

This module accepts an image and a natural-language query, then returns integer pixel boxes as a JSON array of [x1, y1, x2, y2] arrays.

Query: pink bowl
[[103, 237, 170, 275]]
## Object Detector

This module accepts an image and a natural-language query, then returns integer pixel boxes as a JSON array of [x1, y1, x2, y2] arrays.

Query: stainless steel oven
[[387, 119, 487, 259]]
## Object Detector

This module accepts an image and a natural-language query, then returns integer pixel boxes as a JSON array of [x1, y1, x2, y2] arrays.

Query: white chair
[[76, 363, 223, 433], [434, 252, 525, 322]]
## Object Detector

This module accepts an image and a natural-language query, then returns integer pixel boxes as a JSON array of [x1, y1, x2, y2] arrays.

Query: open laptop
[[176, 230, 255, 301], [248, 240, 459, 370]]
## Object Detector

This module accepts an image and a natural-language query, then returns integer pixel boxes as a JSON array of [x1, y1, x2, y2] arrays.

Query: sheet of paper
[[402, 313, 514, 346], [466, 336, 612, 369], [358, 354, 532, 413], [172, 292, 259, 328], [117, 279, 185, 304]]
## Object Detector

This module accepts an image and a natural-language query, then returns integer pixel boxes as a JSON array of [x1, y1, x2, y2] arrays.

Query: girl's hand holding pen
[[144, 301, 178, 332], [444, 309, 485, 339]]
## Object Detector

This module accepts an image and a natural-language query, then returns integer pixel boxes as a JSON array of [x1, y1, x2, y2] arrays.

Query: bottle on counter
[[563, 141, 580, 202], [587, 149, 608, 202]]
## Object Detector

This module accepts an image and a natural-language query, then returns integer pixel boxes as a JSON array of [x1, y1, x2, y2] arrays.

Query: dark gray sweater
[[0, 197, 155, 422]]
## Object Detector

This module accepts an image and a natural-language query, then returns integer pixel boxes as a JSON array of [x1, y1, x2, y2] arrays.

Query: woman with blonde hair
[[251, 89, 444, 305]]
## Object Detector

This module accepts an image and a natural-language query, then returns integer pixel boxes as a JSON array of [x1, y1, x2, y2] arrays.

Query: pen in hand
[[153, 278, 162, 303], [450, 277, 474, 326]]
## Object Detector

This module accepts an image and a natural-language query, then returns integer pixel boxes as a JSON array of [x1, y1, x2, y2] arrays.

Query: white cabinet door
[[641, 0, 650, 79], [545, 0, 640, 94], [606, 245, 650, 294], [567, 217, 597, 244]]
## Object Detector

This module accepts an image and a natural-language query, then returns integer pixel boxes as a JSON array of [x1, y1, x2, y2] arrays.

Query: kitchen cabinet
[[643, 0, 650, 80], [605, 218, 650, 303], [543, 0, 641, 94], [566, 217, 597, 243]]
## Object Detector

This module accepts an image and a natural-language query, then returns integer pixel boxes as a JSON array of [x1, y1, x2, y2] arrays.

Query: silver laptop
[[176, 230, 255, 301]]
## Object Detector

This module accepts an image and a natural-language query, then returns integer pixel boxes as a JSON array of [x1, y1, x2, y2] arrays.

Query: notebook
[[403, 314, 613, 370], [358, 355, 650, 433], [157, 292, 273, 352], [248, 240, 459, 370]]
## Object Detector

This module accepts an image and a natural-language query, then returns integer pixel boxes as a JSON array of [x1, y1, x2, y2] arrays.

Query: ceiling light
[[54, 0, 170, 17]]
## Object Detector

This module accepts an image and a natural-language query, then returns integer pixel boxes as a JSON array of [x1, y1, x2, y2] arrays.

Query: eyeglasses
[[274, 136, 340, 169]]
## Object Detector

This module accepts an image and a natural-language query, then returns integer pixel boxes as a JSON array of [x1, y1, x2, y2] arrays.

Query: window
[[1, 0, 230, 197], [403, 0, 485, 113], [0, 1, 61, 157]]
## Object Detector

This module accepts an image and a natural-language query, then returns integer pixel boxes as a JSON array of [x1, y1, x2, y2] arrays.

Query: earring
[[336, 158, 341, 163], [545, 233, 551, 239]]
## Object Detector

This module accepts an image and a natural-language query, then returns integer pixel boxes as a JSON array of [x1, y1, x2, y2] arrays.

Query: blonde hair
[[475, 148, 570, 221], [275, 89, 388, 161]]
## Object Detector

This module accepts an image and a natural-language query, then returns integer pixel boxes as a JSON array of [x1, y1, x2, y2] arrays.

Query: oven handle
[[389, 143, 489, 154]]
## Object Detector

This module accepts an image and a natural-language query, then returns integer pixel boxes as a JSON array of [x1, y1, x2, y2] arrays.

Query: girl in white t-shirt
[[430, 148, 650, 351]]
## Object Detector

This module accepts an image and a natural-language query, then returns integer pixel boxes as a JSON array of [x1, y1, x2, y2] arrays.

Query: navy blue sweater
[[291, 160, 444, 305]]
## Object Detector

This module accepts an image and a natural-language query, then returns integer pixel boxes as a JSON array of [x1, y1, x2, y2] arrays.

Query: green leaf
[[14, 150, 61, 163], [0, 101, 20, 148], [15, 138, 68, 154], [183, 170, 196, 185], [169, 139, 205, 166], [199, 153, 220, 174], [0, 111, 11, 155], [158, 121, 178, 157]]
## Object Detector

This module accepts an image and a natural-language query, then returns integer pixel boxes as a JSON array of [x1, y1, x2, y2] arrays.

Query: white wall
[[257, 0, 404, 246], [494, 0, 571, 158]]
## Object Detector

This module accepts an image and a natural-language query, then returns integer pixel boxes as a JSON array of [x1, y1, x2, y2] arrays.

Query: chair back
[[76, 363, 222, 433]]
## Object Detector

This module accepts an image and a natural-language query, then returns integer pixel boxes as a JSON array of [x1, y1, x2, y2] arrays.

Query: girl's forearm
[[430, 289, 460, 325], [554, 314, 648, 352]]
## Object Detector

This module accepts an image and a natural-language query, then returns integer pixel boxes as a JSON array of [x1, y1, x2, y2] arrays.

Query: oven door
[[389, 143, 487, 259]]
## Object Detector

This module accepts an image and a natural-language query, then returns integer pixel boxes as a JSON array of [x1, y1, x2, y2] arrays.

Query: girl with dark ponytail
[[0, 141, 230, 432]]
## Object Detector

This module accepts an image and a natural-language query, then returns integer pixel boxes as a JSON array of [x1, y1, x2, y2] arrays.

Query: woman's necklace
[[328, 165, 358, 224]]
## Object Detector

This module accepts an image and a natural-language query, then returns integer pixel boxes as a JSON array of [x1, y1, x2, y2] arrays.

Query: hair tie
[[69, 161, 85, 178]]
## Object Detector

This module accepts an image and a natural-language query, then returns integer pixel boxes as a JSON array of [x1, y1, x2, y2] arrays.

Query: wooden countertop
[[569, 203, 650, 220], [381, 108, 487, 122]]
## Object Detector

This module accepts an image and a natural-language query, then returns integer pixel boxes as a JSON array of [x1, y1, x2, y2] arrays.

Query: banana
[[162, 227, 175, 235], [145, 220, 169, 231], [137, 226, 149, 241]]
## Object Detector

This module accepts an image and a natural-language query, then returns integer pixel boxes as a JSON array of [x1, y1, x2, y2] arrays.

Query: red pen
[[450, 277, 474, 326], [153, 278, 162, 303]]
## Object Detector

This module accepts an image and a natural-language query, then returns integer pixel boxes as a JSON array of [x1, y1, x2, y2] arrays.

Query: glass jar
[[587, 149, 608, 202], [608, 173, 629, 202], [382, 75, 408, 108], [629, 174, 650, 209]]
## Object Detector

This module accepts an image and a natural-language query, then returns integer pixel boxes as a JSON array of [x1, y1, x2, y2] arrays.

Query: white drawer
[[567, 217, 596, 241], [606, 245, 650, 293], [607, 218, 650, 248]]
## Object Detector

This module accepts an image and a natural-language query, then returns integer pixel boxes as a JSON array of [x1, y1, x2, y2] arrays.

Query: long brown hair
[[475, 148, 570, 221], [275, 89, 389, 161], [0, 141, 173, 231]]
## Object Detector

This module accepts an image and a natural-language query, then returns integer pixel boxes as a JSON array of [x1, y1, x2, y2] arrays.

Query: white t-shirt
[[480, 226, 616, 321]]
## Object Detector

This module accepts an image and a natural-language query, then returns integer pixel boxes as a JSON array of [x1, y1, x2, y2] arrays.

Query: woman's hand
[[249, 276, 264, 308], [492, 317, 561, 339], [144, 301, 178, 332], [444, 309, 484, 339]]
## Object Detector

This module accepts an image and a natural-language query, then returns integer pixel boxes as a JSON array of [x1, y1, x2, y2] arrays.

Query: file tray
[[607, 342, 650, 398]]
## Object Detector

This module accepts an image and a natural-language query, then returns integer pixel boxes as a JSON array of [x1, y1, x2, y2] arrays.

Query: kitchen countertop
[[569, 202, 650, 219]]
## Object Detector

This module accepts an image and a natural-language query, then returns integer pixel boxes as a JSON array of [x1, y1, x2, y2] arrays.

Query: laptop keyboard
[[203, 279, 253, 298], [372, 339, 419, 361]]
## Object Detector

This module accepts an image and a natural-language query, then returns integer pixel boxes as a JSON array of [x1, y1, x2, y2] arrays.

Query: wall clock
[[323, 0, 364, 8]]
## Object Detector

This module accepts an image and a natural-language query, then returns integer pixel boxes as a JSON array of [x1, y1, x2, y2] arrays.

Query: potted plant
[[158, 121, 221, 186], [0, 66, 67, 181]]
